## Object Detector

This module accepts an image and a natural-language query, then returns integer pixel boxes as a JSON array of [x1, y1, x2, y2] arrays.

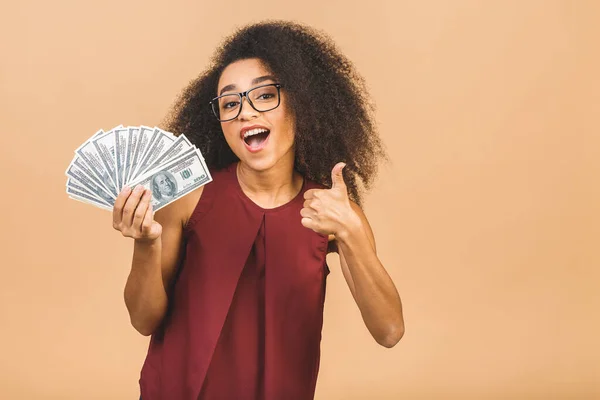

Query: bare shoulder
[[154, 185, 205, 229]]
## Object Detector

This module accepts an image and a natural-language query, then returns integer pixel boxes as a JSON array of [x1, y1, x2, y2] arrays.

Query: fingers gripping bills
[[65, 125, 212, 211]]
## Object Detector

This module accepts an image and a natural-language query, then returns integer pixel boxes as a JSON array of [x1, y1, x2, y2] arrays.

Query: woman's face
[[216, 58, 296, 172]]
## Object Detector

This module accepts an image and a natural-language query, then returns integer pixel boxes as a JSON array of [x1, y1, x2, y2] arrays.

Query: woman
[[113, 20, 404, 400]]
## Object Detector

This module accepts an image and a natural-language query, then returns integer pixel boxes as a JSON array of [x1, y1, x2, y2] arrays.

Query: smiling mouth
[[243, 128, 271, 149]]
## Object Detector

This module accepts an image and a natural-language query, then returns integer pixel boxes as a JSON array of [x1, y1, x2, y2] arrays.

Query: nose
[[237, 96, 259, 121]]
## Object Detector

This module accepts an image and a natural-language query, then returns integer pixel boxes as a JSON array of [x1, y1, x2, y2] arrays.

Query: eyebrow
[[219, 75, 277, 96]]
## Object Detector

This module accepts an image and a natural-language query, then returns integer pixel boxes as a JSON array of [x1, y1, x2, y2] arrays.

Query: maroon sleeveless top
[[139, 163, 330, 400]]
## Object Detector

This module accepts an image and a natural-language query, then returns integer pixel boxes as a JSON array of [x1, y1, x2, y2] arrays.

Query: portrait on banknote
[[151, 171, 177, 205]]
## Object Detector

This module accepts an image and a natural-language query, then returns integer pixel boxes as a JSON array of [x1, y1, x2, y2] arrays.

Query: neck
[[236, 157, 303, 209]]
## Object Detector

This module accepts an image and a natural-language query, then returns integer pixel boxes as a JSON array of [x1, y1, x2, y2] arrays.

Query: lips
[[240, 125, 271, 152]]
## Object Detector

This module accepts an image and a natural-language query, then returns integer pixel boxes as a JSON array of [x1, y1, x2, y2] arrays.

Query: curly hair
[[162, 20, 387, 205]]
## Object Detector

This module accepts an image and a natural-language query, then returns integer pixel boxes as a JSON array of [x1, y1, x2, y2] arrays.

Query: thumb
[[331, 162, 347, 191]]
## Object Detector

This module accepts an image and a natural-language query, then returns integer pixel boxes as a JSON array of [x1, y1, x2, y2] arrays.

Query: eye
[[223, 101, 240, 109], [257, 93, 275, 100]]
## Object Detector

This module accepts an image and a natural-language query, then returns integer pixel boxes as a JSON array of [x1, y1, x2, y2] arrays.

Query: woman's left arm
[[334, 201, 404, 348], [301, 163, 405, 348]]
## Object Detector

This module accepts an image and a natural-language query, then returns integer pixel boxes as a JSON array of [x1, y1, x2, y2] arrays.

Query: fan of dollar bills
[[66, 125, 212, 212]]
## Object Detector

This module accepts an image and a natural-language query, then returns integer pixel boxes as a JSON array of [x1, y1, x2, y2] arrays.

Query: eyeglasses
[[209, 83, 283, 122]]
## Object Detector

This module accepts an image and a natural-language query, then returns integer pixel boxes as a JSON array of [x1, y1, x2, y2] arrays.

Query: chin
[[229, 135, 295, 172], [239, 154, 279, 172]]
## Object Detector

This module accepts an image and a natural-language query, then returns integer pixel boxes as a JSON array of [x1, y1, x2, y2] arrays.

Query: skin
[[114, 58, 404, 348]]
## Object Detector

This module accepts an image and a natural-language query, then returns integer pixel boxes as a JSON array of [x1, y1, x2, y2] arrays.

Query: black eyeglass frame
[[209, 83, 284, 122]]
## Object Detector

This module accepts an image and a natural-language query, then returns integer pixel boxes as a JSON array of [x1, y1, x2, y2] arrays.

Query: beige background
[[1, 0, 598, 399]]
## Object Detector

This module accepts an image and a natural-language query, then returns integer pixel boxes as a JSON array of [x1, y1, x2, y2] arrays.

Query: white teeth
[[243, 128, 268, 138]]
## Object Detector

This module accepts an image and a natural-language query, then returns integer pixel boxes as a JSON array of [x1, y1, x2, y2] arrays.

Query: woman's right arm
[[112, 185, 192, 336]]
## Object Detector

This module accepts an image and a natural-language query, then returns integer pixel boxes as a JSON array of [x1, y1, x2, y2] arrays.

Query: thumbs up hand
[[301, 162, 361, 238]]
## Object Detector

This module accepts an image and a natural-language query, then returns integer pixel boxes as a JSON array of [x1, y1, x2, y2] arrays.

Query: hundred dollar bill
[[133, 127, 163, 175], [123, 126, 140, 187], [66, 178, 112, 210], [124, 126, 142, 184], [75, 129, 118, 197], [67, 152, 116, 201], [114, 127, 129, 191], [129, 148, 212, 211], [130, 128, 176, 181], [142, 134, 195, 176], [66, 177, 104, 202], [67, 190, 112, 211], [127, 125, 155, 183], [65, 157, 116, 206], [92, 129, 119, 191]]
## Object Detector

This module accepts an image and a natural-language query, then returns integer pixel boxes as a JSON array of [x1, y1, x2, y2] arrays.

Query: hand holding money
[[112, 185, 163, 242], [65, 125, 212, 212]]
